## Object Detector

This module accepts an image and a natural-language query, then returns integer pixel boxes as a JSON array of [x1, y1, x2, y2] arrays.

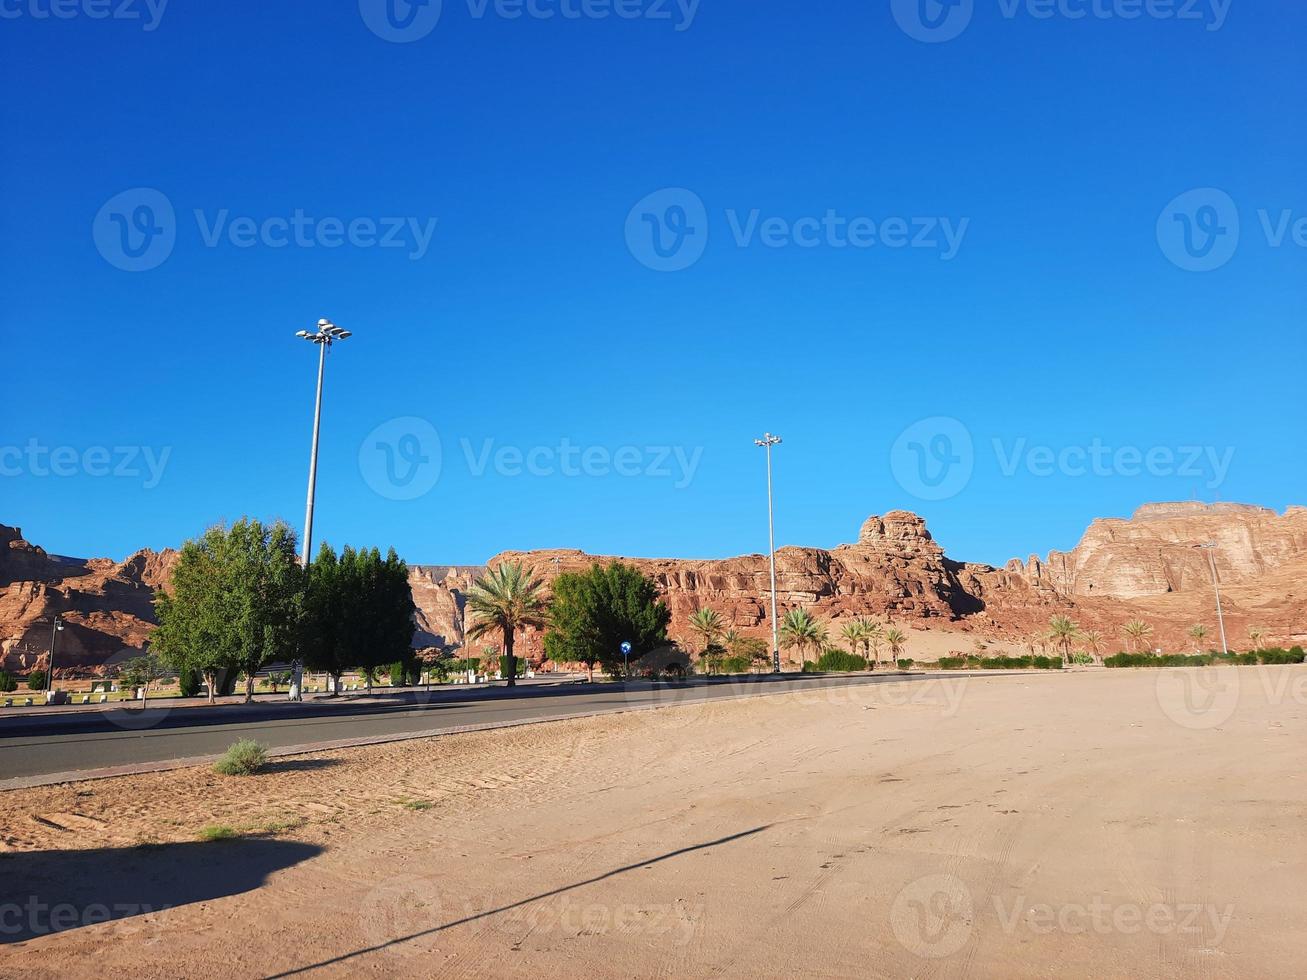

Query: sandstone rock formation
[[2, 502, 1303, 676], [0, 525, 175, 675]]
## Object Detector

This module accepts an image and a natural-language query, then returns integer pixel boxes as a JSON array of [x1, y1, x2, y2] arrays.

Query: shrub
[[1072, 652, 1094, 665], [815, 649, 868, 672], [27, 671, 46, 691], [897, 658, 915, 669], [178, 669, 201, 697], [1291, 646, 1306, 663], [497, 655, 528, 678], [198, 825, 238, 841], [937, 657, 966, 670], [213, 739, 268, 776], [718, 655, 753, 674], [0, 670, 16, 693]]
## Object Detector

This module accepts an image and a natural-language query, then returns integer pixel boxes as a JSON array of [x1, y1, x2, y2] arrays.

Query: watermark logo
[[93, 188, 176, 272], [359, 0, 443, 42], [890, 417, 974, 501], [359, 874, 445, 958], [359, 417, 443, 501], [890, 873, 974, 958], [1157, 188, 1240, 272], [0, 439, 171, 489], [0, 0, 169, 30], [891, 0, 974, 43], [991, 894, 1234, 943], [625, 188, 709, 272], [626, 189, 968, 272], [93, 190, 440, 271], [1156, 666, 1240, 729]]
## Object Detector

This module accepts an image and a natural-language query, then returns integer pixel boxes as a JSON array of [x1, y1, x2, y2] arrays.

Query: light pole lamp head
[[754, 433, 782, 448], [296, 319, 352, 346]]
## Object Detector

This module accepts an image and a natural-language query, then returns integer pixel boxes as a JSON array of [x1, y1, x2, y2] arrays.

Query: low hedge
[[936, 655, 1063, 671], [1105, 648, 1306, 668]]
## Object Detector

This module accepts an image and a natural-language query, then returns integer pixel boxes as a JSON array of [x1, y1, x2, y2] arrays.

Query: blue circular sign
[[620, 641, 632, 654]]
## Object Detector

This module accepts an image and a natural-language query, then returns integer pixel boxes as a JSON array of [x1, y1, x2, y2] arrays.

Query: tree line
[[152, 520, 415, 703]]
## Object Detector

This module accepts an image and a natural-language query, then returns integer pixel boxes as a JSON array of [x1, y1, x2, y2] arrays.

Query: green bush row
[[936, 655, 1063, 671], [1105, 647, 1306, 668]]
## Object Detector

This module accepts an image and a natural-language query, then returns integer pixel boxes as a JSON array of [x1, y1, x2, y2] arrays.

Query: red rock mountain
[[3, 502, 1304, 674]]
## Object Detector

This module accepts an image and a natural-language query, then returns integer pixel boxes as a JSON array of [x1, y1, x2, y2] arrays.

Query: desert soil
[[0, 667, 1304, 978]]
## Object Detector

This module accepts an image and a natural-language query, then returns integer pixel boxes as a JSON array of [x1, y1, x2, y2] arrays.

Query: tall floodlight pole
[[296, 319, 352, 567], [754, 433, 782, 673], [1197, 541, 1229, 654]]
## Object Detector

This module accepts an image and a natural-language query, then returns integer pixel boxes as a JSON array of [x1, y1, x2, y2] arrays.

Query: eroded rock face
[[3, 502, 1304, 674], [998, 503, 1307, 599], [0, 525, 176, 675]]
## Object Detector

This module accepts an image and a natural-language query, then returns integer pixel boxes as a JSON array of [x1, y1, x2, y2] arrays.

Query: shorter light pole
[[1196, 542, 1229, 654], [45, 617, 64, 695], [754, 433, 782, 673]]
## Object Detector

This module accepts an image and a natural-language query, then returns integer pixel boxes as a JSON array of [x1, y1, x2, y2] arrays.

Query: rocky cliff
[[3, 502, 1304, 674]]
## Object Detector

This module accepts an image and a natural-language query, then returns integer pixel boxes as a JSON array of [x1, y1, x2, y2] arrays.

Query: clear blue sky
[[2, 1, 1303, 568]]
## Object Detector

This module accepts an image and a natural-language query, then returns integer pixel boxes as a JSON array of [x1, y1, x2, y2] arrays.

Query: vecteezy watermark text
[[0, 0, 168, 30], [892, 0, 1230, 44], [625, 188, 968, 272], [358, 0, 699, 43], [0, 897, 171, 938], [93, 188, 439, 272], [1, 440, 171, 489], [358, 417, 704, 500], [889, 417, 1235, 501]]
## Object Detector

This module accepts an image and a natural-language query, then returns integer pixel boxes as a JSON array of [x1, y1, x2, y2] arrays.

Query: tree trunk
[[244, 672, 255, 703], [587, 660, 594, 683], [204, 671, 217, 705], [504, 628, 517, 688]]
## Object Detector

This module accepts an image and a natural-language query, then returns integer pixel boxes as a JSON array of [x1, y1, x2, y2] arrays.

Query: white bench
[[81, 695, 91, 704]]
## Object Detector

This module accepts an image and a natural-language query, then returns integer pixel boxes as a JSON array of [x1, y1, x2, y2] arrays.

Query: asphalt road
[[0, 671, 995, 781]]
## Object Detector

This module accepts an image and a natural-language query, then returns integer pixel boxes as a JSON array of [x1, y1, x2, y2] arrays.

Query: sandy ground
[[0, 666, 1304, 978]]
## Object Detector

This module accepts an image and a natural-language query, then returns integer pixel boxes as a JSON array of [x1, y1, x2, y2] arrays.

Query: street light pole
[[296, 319, 352, 566], [1197, 542, 1229, 654], [45, 616, 63, 695], [754, 433, 782, 673]]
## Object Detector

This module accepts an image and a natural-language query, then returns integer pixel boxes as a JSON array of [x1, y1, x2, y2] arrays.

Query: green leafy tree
[[0, 671, 17, 693], [301, 543, 415, 694], [1048, 615, 1080, 665], [780, 609, 826, 667], [27, 670, 46, 691], [544, 561, 672, 681], [725, 631, 770, 672], [466, 562, 548, 688], [862, 618, 885, 666], [153, 520, 304, 704], [118, 655, 163, 708], [1188, 623, 1208, 653]]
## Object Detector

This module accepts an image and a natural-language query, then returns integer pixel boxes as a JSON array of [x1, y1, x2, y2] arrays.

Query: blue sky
[[2, 0, 1303, 568]]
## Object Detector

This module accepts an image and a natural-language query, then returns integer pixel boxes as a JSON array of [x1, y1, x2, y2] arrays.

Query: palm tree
[[884, 627, 908, 668], [1048, 615, 1079, 665], [465, 562, 547, 688], [862, 619, 885, 667], [1123, 619, 1153, 653], [780, 609, 825, 667], [1080, 629, 1104, 664], [1188, 623, 1208, 654], [1248, 626, 1266, 650], [687, 608, 724, 657], [840, 620, 868, 663]]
